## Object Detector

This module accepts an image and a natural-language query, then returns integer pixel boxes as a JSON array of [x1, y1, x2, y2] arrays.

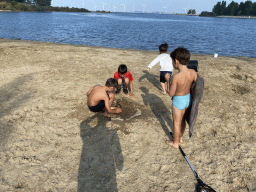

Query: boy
[[87, 78, 122, 116], [114, 64, 134, 96], [147, 43, 173, 95], [167, 47, 197, 149]]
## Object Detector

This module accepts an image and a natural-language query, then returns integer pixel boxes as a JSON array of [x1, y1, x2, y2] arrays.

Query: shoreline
[[216, 15, 256, 19], [1, 38, 254, 59], [1, 38, 256, 191]]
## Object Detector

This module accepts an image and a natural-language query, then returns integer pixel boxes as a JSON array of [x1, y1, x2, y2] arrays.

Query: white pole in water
[[163, 6, 167, 14], [113, 4, 117, 12], [184, 6, 191, 14], [142, 4, 147, 13], [82, 0, 85, 9], [121, 3, 126, 12], [102, 2, 107, 11]]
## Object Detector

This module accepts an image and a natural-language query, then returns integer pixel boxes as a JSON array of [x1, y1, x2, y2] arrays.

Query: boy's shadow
[[139, 70, 162, 91], [78, 114, 123, 192], [140, 87, 173, 140]]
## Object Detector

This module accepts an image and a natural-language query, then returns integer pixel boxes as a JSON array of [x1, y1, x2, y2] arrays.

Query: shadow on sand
[[139, 70, 162, 91], [0, 74, 34, 147], [78, 114, 124, 192], [140, 86, 173, 140]]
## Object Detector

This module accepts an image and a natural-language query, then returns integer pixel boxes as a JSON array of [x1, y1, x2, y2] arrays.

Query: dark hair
[[105, 78, 118, 88], [171, 47, 190, 65], [159, 43, 168, 53], [118, 64, 127, 74], [170, 49, 176, 61]]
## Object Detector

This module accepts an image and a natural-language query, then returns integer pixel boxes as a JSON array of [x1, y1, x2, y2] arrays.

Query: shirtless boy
[[167, 47, 197, 148], [87, 78, 122, 116]]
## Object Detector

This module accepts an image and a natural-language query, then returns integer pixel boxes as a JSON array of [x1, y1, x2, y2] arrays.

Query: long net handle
[[170, 132, 199, 179]]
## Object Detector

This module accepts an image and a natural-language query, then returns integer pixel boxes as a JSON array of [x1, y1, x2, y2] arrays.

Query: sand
[[0, 39, 256, 192]]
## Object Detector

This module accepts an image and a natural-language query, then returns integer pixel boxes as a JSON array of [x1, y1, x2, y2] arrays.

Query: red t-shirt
[[114, 71, 133, 82]]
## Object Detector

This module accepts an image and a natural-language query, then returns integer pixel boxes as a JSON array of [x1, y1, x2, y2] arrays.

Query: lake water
[[0, 12, 255, 57]]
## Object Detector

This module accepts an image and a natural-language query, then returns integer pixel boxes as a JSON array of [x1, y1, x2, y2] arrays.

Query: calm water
[[0, 12, 255, 57]]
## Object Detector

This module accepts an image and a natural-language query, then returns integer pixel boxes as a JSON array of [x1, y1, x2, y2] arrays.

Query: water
[[0, 12, 255, 57]]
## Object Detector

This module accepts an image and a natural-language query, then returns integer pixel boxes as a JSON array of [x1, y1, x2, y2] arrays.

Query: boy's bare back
[[87, 85, 109, 106], [173, 68, 197, 96]]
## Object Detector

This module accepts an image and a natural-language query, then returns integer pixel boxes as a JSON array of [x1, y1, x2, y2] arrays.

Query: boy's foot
[[161, 91, 166, 95], [101, 111, 111, 118], [123, 88, 128, 94], [165, 140, 179, 149], [180, 137, 183, 143], [116, 88, 121, 94]]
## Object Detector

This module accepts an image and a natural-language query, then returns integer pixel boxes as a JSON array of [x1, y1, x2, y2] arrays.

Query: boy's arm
[[147, 56, 160, 70], [86, 87, 93, 97], [104, 95, 122, 114], [168, 75, 177, 97], [129, 81, 134, 96]]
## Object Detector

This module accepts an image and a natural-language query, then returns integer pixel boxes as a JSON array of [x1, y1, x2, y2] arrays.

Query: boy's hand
[[147, 68, 150, 72], [116, 108, 122, 113], [130, 92, 135, 96]]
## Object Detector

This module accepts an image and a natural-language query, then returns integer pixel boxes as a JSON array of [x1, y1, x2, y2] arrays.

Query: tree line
[[201, 0, 256, 17], [0, 0, 51, 6], [0, 0, 90, 12]]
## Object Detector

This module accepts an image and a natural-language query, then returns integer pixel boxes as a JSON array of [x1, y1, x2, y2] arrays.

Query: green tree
[[244, 0, 253, 15], [34, 0, 51, 6], [187, 9, 196, 14], [251, 2, 256, 16], [226, 1, 239, 16], [213, 2, 222, 15]]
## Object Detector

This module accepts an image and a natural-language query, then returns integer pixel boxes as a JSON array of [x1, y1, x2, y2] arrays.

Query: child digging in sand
[[167, 47, 197, 148], [87, 78, 122, 116], [147, 43, 173, 95]]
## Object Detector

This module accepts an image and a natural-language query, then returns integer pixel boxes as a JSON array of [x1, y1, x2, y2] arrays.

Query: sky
[[51, 0, 253, 14]]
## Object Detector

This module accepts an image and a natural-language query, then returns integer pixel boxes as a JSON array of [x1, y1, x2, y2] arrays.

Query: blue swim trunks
[[160, 71, 172, 83], [88, 100, 105, 112], [172, 93, 192, 110]]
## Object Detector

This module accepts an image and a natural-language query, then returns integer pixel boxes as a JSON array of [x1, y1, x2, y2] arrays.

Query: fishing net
[[196, 180, 216, 192]]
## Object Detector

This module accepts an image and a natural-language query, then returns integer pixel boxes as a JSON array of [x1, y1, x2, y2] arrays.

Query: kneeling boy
[[87, 78, 122, 116]]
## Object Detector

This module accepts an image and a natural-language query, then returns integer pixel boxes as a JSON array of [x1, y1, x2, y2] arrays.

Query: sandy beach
[[0, 39, 256, 192]]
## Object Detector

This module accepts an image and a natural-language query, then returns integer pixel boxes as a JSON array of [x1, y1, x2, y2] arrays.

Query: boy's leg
[[160, 74, 166, 94], [116, 78, 122, 94], [123, 78, 130, 94], [123, 78, 130, 88], [168, 105, 186, 148], [160, 82, 166, 94], [180, 111, 187, 143], [165, 73, 171, 92], [117, 78, 123, 88]]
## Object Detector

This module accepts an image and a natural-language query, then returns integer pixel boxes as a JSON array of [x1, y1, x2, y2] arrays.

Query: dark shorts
[[160, 71, 172, 82], [88, 100, 105, 112]]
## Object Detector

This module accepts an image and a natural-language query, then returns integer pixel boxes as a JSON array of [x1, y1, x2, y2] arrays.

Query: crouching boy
[[114, 64, 134, 96], [87, 78, 122, 116]]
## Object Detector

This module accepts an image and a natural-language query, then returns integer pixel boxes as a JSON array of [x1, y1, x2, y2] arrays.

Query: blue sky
[[51, 0, 253, 13]]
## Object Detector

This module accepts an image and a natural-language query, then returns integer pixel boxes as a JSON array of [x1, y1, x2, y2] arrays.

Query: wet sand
[[0, 39, 256, 191]]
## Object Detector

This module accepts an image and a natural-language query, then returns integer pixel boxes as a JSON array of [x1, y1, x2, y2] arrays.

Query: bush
[[200, 11, 216, 17], [14, 4, 22, 10]]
